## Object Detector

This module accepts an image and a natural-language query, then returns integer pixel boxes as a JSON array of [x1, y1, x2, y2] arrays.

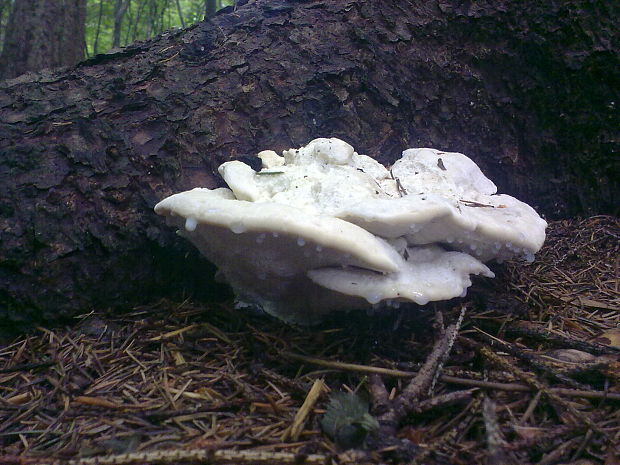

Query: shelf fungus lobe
[[155, 138, 546, 324]]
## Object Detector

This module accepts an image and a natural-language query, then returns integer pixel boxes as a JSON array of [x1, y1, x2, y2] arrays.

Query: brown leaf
[[592, 329, 620, 349], [398, 426, 428, 445], [544, 349, 596, 363], [513, 425, 546, 441], [74, 395, 120, 409], [605, 447, 620, 465]]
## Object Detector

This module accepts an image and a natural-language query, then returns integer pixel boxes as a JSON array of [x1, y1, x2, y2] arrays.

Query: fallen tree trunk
[[0, 0, 618, 325]]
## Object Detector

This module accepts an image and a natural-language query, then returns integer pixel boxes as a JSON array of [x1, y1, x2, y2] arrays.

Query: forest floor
[[0, 216, 619, 465]]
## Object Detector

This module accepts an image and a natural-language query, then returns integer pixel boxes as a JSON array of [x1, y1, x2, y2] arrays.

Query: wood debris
[[0, 216, 618, 464]]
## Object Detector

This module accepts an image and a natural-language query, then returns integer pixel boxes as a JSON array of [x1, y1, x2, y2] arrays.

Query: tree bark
[[92, 0, 106, 56], [205, 0, 217, 18], [0, 0, 86, 80], [175, 0, 186, 28], [0, 0, 617, 325], [113, 0, 131, 49]]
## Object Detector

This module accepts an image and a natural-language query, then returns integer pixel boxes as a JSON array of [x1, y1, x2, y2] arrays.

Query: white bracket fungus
[[155, 138, 547, 324]]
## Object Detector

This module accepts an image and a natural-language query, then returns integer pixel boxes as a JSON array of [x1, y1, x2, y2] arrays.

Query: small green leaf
[[321, 392, 379, 449]]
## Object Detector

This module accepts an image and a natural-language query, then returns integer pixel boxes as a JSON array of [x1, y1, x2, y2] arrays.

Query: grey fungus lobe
[[155, 138, 547, 324]]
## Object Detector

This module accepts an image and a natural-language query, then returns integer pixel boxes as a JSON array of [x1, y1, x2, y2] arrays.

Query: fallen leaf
[[592, 329, 620, 349], [544, 349, 596, 364]]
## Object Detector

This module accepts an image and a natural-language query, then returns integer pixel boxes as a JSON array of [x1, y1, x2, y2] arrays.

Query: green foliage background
[[0, 0, 234, 57], [86, 0, 234, 55]]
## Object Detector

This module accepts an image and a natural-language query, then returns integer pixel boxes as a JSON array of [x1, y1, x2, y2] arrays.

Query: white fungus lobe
[[154, 137, 547, 324], [184, 217, 197, 232], [230, 222, 246, 234]]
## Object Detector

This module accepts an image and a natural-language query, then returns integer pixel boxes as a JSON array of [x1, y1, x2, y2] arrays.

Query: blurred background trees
[[0, 0, 232, 79]]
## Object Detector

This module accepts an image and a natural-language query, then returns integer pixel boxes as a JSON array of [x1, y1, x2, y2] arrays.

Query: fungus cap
[[154, 138, 546, 323]]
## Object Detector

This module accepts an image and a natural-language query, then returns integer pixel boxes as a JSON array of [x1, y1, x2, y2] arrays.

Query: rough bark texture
[[113, 0, 131, 49], [205, 0, 218, 18], [0, 0, 86, 79], [0, 0, 618, 325]]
